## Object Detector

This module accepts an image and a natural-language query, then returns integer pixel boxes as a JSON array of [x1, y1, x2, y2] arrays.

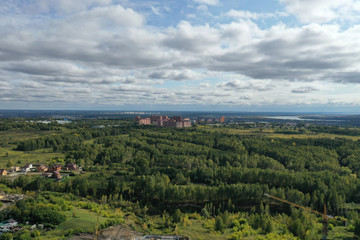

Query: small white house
[[21, 163, 33, 172]]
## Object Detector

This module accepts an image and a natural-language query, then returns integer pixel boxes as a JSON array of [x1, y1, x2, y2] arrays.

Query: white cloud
[[148, 69, 204, 81], [30, 0, 113, 14], [193, 0, 219, 6], [163, 21, 221, 52], [226, 10, 276, 20], [1, 1, 360, 109], [280, 0, 360, 23]]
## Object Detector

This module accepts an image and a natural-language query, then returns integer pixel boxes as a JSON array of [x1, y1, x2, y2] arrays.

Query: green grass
[[0, 129, 66, 168], [177, 219, 233, 240], [328, 226, 356, 240], [39, 208, 108, 240], [0, 129, 62, 143], [59, 208, 107, 232], [0, 147, 65, 168]]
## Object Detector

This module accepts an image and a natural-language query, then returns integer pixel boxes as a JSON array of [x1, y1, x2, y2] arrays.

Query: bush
[[215, 216, 225, 233], [172, 209, 182, 223], [0, 233, 13, 240], [354, 218, 360, 236], [31, 207, 66, 225], [200, 208, 210, 218]]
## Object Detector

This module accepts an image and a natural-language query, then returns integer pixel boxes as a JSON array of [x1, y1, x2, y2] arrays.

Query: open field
[[328, 226, 356, 240], [0, 147, 65, 168], [0, 129, 66, 168], [0, 129, 63, 143], [59, 208, 107, 232], [177, 220, 233, 240], [39, 208, 108, 240]]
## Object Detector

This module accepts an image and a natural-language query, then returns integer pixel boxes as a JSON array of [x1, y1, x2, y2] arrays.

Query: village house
[[0, 218, 19, 233], [50, 164, 62, 172], [65, 163, 77, 171], [21, 163, 33, 172], [9, 166, 20, 172], [37, 165, 48, 172], [0, 169, 7, 176]]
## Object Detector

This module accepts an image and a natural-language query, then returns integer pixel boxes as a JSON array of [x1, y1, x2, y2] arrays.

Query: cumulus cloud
[[148, 69, 204, 81], [291, 86, 319, 93], [193, 0, 219, 6], [29, 0, 113, 15], [163, 21, 220, 52], [1, 1, 360, 109], [225, 10, 286, 20], [279, 0, 360, 23]]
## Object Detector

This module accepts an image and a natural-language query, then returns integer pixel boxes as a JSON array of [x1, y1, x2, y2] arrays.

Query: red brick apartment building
[[135, 115, 191, 128]]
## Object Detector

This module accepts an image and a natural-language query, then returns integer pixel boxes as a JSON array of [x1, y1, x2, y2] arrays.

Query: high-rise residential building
[[220, 116, 225, 123]]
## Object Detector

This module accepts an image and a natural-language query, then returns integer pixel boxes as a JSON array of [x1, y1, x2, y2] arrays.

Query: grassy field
[[177, 219, 233, 240], [328, 226, 356, 240], [0, 129, 66, 168], [0, 147, 65, 168], [0, 129, 63, 143], [39, 208, 108, 240], [59, 208, 107, 232]]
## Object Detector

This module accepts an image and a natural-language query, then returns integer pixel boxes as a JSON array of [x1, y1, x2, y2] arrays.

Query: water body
[[264, 115, 343, 122], [265, 116, 309, 121]]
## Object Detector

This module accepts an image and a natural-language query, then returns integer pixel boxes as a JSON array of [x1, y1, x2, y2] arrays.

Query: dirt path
[[68, 225, 143, 240]]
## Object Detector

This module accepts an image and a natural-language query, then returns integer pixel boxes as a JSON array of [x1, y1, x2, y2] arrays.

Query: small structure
[[21, 164, 33, 172], [52, 171, 61, 180], [50, 164, 62, 172], [9, 166, 20, 172], [65, 163, 77, 171], [0, 169, 7, 176], [0, 219, 18, 233], [37, 165, 48, 172], [42, 172, 53, 178]]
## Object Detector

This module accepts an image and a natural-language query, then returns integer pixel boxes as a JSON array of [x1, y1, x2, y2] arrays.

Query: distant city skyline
[[1, 0, 360, 112]]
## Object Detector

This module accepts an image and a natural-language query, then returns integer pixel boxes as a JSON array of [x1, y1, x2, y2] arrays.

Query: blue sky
[[1, 0, 360, 112]]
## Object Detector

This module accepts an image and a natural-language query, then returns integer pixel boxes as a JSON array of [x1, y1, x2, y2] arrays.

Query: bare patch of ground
[[68, 225, 143, 240]]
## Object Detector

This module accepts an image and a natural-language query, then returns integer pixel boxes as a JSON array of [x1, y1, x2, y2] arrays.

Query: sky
[[1, 0, 360, 112]]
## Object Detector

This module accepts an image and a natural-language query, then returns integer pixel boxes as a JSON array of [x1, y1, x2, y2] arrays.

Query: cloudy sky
[[1, 0, 360, 112]]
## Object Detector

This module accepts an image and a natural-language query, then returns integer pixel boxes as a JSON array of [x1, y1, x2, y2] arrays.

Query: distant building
[[0, 169, 7, 176], [172, 116, 182, 122], [37, 165, 48, 172], [220, 116, 225, 123], [286, 122, 297, 127], [9, 166, 20, 172], [135, 116, 151, 125], [21, 164, 33, 172], [50, 164, 62, 172], [135, 115, 191, 128], [65, 163, 77, 171]]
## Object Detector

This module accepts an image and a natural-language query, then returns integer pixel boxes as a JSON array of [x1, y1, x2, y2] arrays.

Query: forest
[[1, 119, 360, 239]]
